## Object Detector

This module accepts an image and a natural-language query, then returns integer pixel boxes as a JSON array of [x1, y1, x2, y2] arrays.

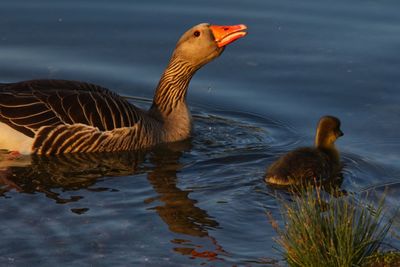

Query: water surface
[[1, 0, 399, 266]]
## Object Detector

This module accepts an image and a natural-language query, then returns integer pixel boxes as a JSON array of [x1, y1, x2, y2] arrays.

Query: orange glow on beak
[[209, 24, 247, 47]]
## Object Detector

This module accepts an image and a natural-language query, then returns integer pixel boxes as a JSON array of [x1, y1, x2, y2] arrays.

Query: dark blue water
[[1, 0, 399, 266]]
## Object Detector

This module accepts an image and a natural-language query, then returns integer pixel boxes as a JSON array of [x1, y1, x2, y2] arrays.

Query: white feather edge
[[0, 122, 33, 154]]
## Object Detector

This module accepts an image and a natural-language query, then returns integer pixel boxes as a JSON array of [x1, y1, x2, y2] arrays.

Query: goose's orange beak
[[210, 24, 247, 48]]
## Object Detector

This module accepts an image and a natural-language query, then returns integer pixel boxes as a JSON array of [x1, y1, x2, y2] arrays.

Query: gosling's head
[[314, 116, 343, 149], [172, 23, 247, 69]]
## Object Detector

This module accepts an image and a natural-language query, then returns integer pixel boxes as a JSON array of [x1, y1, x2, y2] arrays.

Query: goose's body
[[0, 23, 247, 154], [265, 116, 343, 186]]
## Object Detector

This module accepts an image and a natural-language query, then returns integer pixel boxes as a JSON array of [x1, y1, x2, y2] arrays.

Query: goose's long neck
[[148, 55, 198, 142], [150, 55, 197, 117]]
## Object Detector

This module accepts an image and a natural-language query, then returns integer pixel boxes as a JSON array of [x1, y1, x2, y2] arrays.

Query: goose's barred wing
[[0, 79, 142, 137], [32, 123, 139, 154]]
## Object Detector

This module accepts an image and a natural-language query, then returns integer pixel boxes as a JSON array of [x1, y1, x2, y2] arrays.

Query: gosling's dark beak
[[338, 130, 344, 137]]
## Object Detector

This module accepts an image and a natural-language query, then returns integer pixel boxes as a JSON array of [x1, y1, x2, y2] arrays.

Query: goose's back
[[0, 79, 142, 136]]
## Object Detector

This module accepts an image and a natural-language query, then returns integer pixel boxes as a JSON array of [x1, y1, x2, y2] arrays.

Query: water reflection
[[145, 143, 226, 261], [0, 142, 225, 261], [0, 151, 145, 203], [146, 145, 219, 237]]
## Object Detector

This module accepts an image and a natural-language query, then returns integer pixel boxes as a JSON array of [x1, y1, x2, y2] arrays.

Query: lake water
[[1, 0, 399, 266]]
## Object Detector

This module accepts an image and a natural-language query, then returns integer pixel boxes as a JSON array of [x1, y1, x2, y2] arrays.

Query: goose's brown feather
[[0, 79, 142, 138]]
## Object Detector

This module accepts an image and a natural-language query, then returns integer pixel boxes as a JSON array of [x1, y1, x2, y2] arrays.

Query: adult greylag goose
[[0, 23, 247, 155], [265, 116, 343, 186]]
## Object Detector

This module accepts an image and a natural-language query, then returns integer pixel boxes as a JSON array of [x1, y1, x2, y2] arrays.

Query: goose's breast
[[0, 122, 34, 154]]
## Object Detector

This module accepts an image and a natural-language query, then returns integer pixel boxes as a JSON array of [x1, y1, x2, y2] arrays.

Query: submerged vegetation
[[270, 188, 397, 267]]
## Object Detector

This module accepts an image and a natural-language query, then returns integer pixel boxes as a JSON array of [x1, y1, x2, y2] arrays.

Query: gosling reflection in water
[[0, 141, 225, 261]]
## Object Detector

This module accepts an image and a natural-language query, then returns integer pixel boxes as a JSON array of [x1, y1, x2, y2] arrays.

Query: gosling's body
[[0, 23, 247, 155], [265, 116, 343, 186]]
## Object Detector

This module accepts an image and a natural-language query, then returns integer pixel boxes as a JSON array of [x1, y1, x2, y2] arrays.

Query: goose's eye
[[193, 30, 201, 37]]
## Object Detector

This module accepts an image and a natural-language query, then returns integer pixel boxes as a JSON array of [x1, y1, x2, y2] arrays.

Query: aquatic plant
[[271, 188, 393, 267]]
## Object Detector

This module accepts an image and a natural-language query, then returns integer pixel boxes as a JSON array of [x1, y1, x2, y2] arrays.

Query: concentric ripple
[[192, 109, 300, 154]]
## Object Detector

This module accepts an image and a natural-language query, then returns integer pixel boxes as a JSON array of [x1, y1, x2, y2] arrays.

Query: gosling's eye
[[193, 30, 201, 37]]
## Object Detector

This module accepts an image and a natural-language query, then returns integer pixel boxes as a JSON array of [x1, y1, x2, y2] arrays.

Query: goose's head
[[172, 23, 247, 68], [315, 115, 344, 149]]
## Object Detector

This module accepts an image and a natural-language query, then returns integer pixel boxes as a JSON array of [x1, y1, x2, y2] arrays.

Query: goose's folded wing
[[32, 123, 137, 154], [0, 79, 142, 137]]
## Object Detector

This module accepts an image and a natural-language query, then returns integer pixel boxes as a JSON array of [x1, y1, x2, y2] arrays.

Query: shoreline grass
[[270, 187, 396, 267]]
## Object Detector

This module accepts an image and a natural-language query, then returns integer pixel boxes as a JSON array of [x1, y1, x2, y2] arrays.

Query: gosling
[[265, 116, 343, 186]]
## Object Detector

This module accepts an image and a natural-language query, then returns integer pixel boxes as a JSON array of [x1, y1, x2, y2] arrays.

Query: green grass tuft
[[274, 188, 393, 267]]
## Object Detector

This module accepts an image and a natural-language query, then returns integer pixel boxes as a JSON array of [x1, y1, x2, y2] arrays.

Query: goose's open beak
[[210, 24, 247, 48]]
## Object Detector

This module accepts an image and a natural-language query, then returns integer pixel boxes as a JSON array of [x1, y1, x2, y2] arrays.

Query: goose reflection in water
[[0, 150, 145, 203], [0, 142, 225, 262]]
